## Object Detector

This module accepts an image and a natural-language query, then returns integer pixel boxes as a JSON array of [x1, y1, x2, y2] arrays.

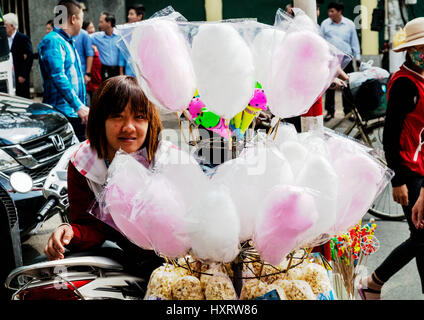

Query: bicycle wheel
[[354, 120, 405, 221]]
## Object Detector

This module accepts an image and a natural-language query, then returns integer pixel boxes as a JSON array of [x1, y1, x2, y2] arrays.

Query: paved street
[[21, 91, 424, 300]]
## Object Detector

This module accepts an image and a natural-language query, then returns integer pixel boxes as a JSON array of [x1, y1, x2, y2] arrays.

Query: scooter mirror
[[9, 172, 33, 193]]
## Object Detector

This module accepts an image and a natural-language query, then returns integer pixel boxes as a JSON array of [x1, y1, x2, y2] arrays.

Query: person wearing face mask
[[357, 17, 424, 300]]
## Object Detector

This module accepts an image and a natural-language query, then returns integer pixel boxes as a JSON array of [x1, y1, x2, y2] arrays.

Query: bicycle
[[328, 79, 405, 221]]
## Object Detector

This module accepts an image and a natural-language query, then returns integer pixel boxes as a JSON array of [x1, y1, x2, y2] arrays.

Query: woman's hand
[[393, 185, 409, 206], [412, 188, 424, 230], [44, 224, 74, 260]]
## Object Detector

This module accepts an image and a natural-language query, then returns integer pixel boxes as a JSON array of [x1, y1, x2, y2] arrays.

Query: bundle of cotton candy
[[252, 27, 286, 90], [219, 143, 294, 242], [129, 18, 196, 113], [332, 153, 388, 234], [191, 23, 256, 119], [254, 185, 319, 265], [267, 31, 335, 119], [103, 153, 152, 249], [273, 123, 298, 145], [186, 189, 240, 263], [129, 175, 192, 258], [154, 143, 209, 210], [211, 157, 258, 242], [295, 153, 338, 245]]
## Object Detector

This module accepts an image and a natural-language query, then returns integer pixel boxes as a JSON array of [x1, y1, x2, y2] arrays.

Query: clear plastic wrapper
[[266, 8, 351, 119], [323, 129, 394, 234], [240, 280, 269, 300], [253, 185, 319, 266], [172, 275, 205, 300], [144, 265, 179, 300], [204, 272, 238, 300], [93, 148, 192, 259], [276, 279, 316, 300], [116, 7, 195, 114]]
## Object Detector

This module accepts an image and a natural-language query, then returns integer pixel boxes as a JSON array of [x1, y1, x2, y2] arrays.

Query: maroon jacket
[[67, 161, 123, 251]]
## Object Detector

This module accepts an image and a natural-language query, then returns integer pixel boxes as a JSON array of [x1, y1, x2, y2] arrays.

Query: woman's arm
[[67, 161, 111, 251]]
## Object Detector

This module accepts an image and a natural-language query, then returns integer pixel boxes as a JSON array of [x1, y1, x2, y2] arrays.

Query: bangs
[[107, 77, 150, 119]]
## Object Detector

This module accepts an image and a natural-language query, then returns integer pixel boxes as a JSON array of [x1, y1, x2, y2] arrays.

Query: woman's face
[[86, 22, 95, 34], [105, 103, 149, 160]]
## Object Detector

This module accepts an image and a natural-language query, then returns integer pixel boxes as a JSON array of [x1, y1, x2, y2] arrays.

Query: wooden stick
[[176, 112, 189, 145], [184, 256, 194, 276], [272, 118, 281, 140], [284, 252, 295, 279], [182, 110, 198, 147]]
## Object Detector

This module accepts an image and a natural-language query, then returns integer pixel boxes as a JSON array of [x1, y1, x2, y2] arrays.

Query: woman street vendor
[[43, 75, 168, 276]]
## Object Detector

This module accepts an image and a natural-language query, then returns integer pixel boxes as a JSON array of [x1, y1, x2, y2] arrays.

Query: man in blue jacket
[[38, 0, 89, 141]]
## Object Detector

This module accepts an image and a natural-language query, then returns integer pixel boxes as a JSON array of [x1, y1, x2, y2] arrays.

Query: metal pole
[[293, 0, 318, 23]]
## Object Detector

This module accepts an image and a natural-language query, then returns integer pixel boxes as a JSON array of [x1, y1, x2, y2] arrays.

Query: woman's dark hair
[[129, 4, 146, 17], [82, 20, 92, 30], [328, 1, 344, 12], [46, 20, 54, 27], [86, 76, 162, 162], [101, 12, 116, 28]]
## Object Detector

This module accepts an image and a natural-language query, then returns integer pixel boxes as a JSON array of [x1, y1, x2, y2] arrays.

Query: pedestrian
[[127, 4, 145, 23], [43, 75, 164, 279], [358, 17, 424, 300], [73, 20, 94, 102], [3, 13, 33, 99], [46, 20, 54, 34], [91, 12, 122, 82], [320, 1, 361, 121], [38, 0, 89, 142], [83, 21, 102, 105]]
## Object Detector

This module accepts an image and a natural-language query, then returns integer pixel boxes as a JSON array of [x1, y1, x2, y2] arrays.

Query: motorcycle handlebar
[[36, 198, 57, 222]]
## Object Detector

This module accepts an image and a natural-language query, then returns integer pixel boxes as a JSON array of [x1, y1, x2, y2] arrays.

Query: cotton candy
[[186, 189, 240, 263], [191, 23, 256, 119], [332, 153, 385, 234], [267, 31, 334, 118], [295, 153, 338, 243], [212, 144, 294, 242], [131, 176, 191, 258], [252, 28, 286, 90], [254, 185, 318, 265], [129, 19, 196, 112], [105, 183, 152, 249], [279, 141, 308, 177]]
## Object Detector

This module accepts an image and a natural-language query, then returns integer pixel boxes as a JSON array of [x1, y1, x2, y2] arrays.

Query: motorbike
[[4, 145, 149, 300]]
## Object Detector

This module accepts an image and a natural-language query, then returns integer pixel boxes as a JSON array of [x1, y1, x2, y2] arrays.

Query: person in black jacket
[[4, 13, 33, 98]]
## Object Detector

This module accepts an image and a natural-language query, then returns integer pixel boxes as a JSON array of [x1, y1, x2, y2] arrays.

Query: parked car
[[0, 93, 79, 236]]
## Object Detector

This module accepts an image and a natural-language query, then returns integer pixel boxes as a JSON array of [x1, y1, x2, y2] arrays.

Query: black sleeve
[[383, 76, 419, 187]]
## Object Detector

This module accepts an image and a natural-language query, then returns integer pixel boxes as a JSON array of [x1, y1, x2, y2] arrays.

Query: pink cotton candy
[[131, 176, 191, 258], [267, 31, 335, 118], [105, 184, 152, 249], [333, 153, 384, 234], [129, 19, 196, 112], [254, 185, 318, 265]]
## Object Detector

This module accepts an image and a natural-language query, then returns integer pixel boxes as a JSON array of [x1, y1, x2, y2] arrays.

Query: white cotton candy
[[187, 189, 240, 263], [267, 31, 333, 118], [273, 123, 298, 145], [279, 141, 309, 177], [129, 19, 196, 112], [191, 23, 256, 119], [252, 27, 286, 90], [295, 153, 338, 242], [154, 143, 209, 211]]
